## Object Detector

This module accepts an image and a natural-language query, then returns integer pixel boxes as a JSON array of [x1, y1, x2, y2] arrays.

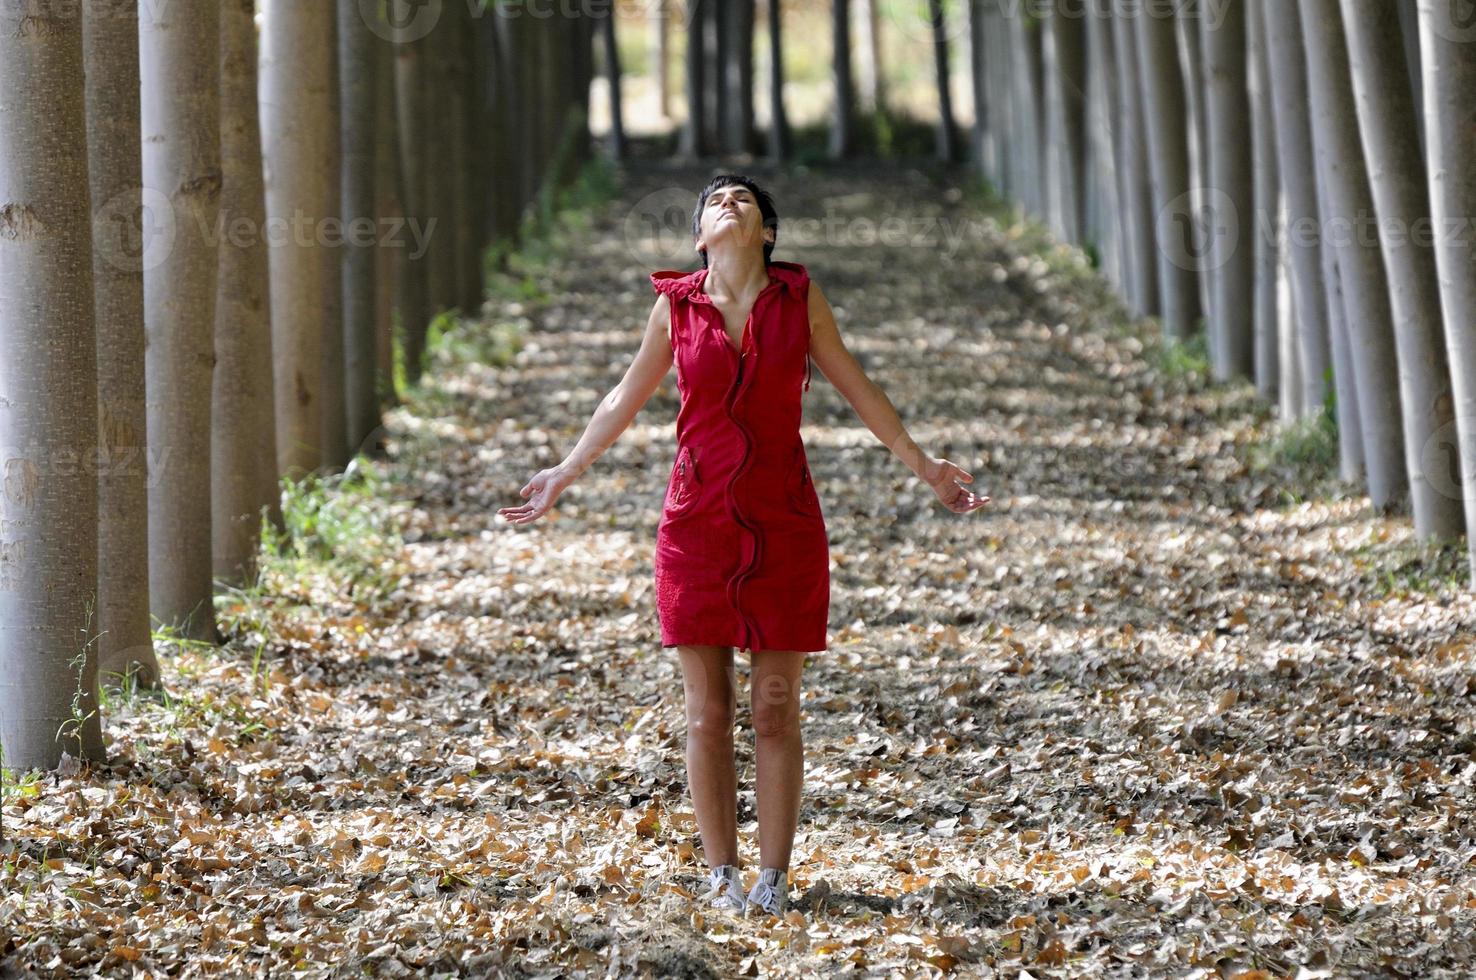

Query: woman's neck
[[703, 248, 770, 298]]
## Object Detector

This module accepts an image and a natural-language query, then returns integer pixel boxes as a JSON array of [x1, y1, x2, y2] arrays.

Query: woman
[[498, 175, 988, 919]]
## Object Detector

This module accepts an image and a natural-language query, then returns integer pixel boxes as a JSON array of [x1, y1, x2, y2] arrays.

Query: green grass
[[1147, 332, 1212, 383], [1349, 530, 1473, 599]]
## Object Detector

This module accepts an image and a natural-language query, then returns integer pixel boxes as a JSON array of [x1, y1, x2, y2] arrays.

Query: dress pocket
[[787, 447, 822, 518], [666, 445, 701, 516]]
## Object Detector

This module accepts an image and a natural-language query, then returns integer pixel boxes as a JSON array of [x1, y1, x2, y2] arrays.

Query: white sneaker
[[744, 867, 788, 918], [702, 864, 748, 912]]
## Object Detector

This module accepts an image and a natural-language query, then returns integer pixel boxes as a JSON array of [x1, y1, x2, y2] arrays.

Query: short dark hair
[[691, 174, 779, 269]]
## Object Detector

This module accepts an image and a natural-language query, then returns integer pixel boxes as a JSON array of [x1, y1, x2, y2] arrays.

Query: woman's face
[[696, 184, 772, 260]]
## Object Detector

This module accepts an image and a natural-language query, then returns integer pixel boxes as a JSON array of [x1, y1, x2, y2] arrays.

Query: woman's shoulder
[[650, 267, 705, 299]]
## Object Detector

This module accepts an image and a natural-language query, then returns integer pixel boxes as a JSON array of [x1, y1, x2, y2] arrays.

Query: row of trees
[[968, 0, 1476, 582], [1, 1, 597, 771]]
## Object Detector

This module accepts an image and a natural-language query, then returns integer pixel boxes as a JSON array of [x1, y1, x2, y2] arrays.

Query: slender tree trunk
[[721, 0, 755, 154], [1300, 0, 1407, 514], [831, 0, 856, 158], [0, 4, 106, 770], [653, 0, 671, 119], [1275, 194, 1304, 419], [1202, 0, 1255, 380], [83, 0, 160, 692], [929, 0, 959, 163], [1111, 0, 1157, 316], [1261, 0, 1331, 416], [215, 0, 281, 590], [426, 25, 459, 319], [374, 24, 402, 411], [392, 17, 431, 382], [319, 13, 347, 470], [680, 0, 707, 158], [1342, 0, 1463, 540], [1418, 0, 1476, 582], [969, 0, 997, 183], [1042, 2, 1085, 242], [1006, 13, 1045, 219], [856, 0, 886, 112], [1135, 6, 1201, 339], [1246, 0, 1281, 404], [767, 0, 789, 162], [339, 0, 379, 459], [600, 5, 626, 160], [142, 0, 221, 641], [262, 1, 333, 473], [1083, 8, 1121, 288], [1174, 3, 1213, 333]]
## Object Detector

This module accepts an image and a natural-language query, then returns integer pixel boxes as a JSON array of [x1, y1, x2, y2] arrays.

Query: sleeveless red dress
[[650, 259, 829, 653]]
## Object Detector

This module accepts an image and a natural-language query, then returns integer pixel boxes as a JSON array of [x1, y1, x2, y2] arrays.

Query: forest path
[[9, 160, 1474, 977]]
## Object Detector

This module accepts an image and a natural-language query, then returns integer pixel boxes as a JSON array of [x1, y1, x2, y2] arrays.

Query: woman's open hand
[[923, 456, 990, 514], [497, 464, 575, 525]]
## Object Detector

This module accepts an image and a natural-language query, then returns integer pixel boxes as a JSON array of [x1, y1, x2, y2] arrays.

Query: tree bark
[[1300, 0, 1407, 513], [391, 13, 431, 383], [1418, 0, 1476, 583], [1042, 2, 1085, 242], [680, 0, 707, 158], [1245, 0, 1282, 404], [1134, 5, 1201, 339], [0, 3, 106, 770], [373, 21, 402, 410], [930, 0, 959, 163], [831, 0, 856, 158], [1111, 0, 1157, 316], [1341, 0, 1464, 540], [1083, 7, 1121, 288], [856, 0, 886, 112], [599, 4, 626, 160], [1174, 2, 1213, 332], [215, 0, 282, 591], [142, 0, 222, 641], [722, 0, 755, 155], [262, 1, 333, 472], [653, 0, 671, 119], [969, 0, 997, 183], [82, 0, 160, 692], [767, 0, 789, 162], [1261, 0, 1331, 416], [320, 12, 347, 470], [340, 0, 380, 458], [1201, 0, 1254, 380]]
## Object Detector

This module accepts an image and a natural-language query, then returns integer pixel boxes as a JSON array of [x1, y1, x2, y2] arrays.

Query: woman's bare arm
[[497, 294, 674, 525], [807, 281, 988, 514]]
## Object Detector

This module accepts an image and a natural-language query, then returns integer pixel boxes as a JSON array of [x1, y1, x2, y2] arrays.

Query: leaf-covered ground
[[5, 159, 1476, 978]]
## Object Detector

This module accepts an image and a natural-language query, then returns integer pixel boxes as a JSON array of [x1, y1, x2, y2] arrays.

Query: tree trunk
[[215, 0, 281, 591], [831, 0, 856, 158], [426, 25, 459, 319], [1111, 0, 1157, 316], [1042, 2, 1085, 242], [653, 0, 671, 119], [1174, 3, 1213, 333], [930, 0, 959, 163], [680, 0, 707, 157], [262, 1, 333, 472], [1322, 232, 1367, 482], [767, 0, 789, 162], [373, 22, 402, 411], [1083, 8, 1121, 288], [82, 0, 160, 692], [319, 13, 347, 470], [969, 0, 997, 183], [142, 0, 221, 641], [1245, 0, 1281, 404], [1005, 13, 1045, 218], [1275, 194, 1304, 419], [339, 0, 379, 459], [1202, 0, 1255, 381], [721, 0, 755, 154], [1342, 0, 1464, 540], [1134, 6, 1200, 339], [1261, 0, 1331, 416], [391, 16, 431, 383], [1396, 0, 1425, 159], [1300, 0, 1407, 514], [1418, 0, 1476, 583], [857, 0, 886, 112], [0, 4, 106, 770], [600, 5, 626, 160]]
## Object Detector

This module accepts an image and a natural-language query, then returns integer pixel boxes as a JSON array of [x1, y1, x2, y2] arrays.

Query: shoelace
[[744, 867, 788, 917], [703, 864, 747, 911]]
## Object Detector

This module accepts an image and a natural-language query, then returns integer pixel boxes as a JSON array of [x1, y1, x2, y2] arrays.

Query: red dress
[[650, 259, 829, 653]]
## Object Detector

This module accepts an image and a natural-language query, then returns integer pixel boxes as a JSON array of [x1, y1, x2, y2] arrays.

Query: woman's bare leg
[[678, 644, 739, 868], [748, 649, 806, 871]]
